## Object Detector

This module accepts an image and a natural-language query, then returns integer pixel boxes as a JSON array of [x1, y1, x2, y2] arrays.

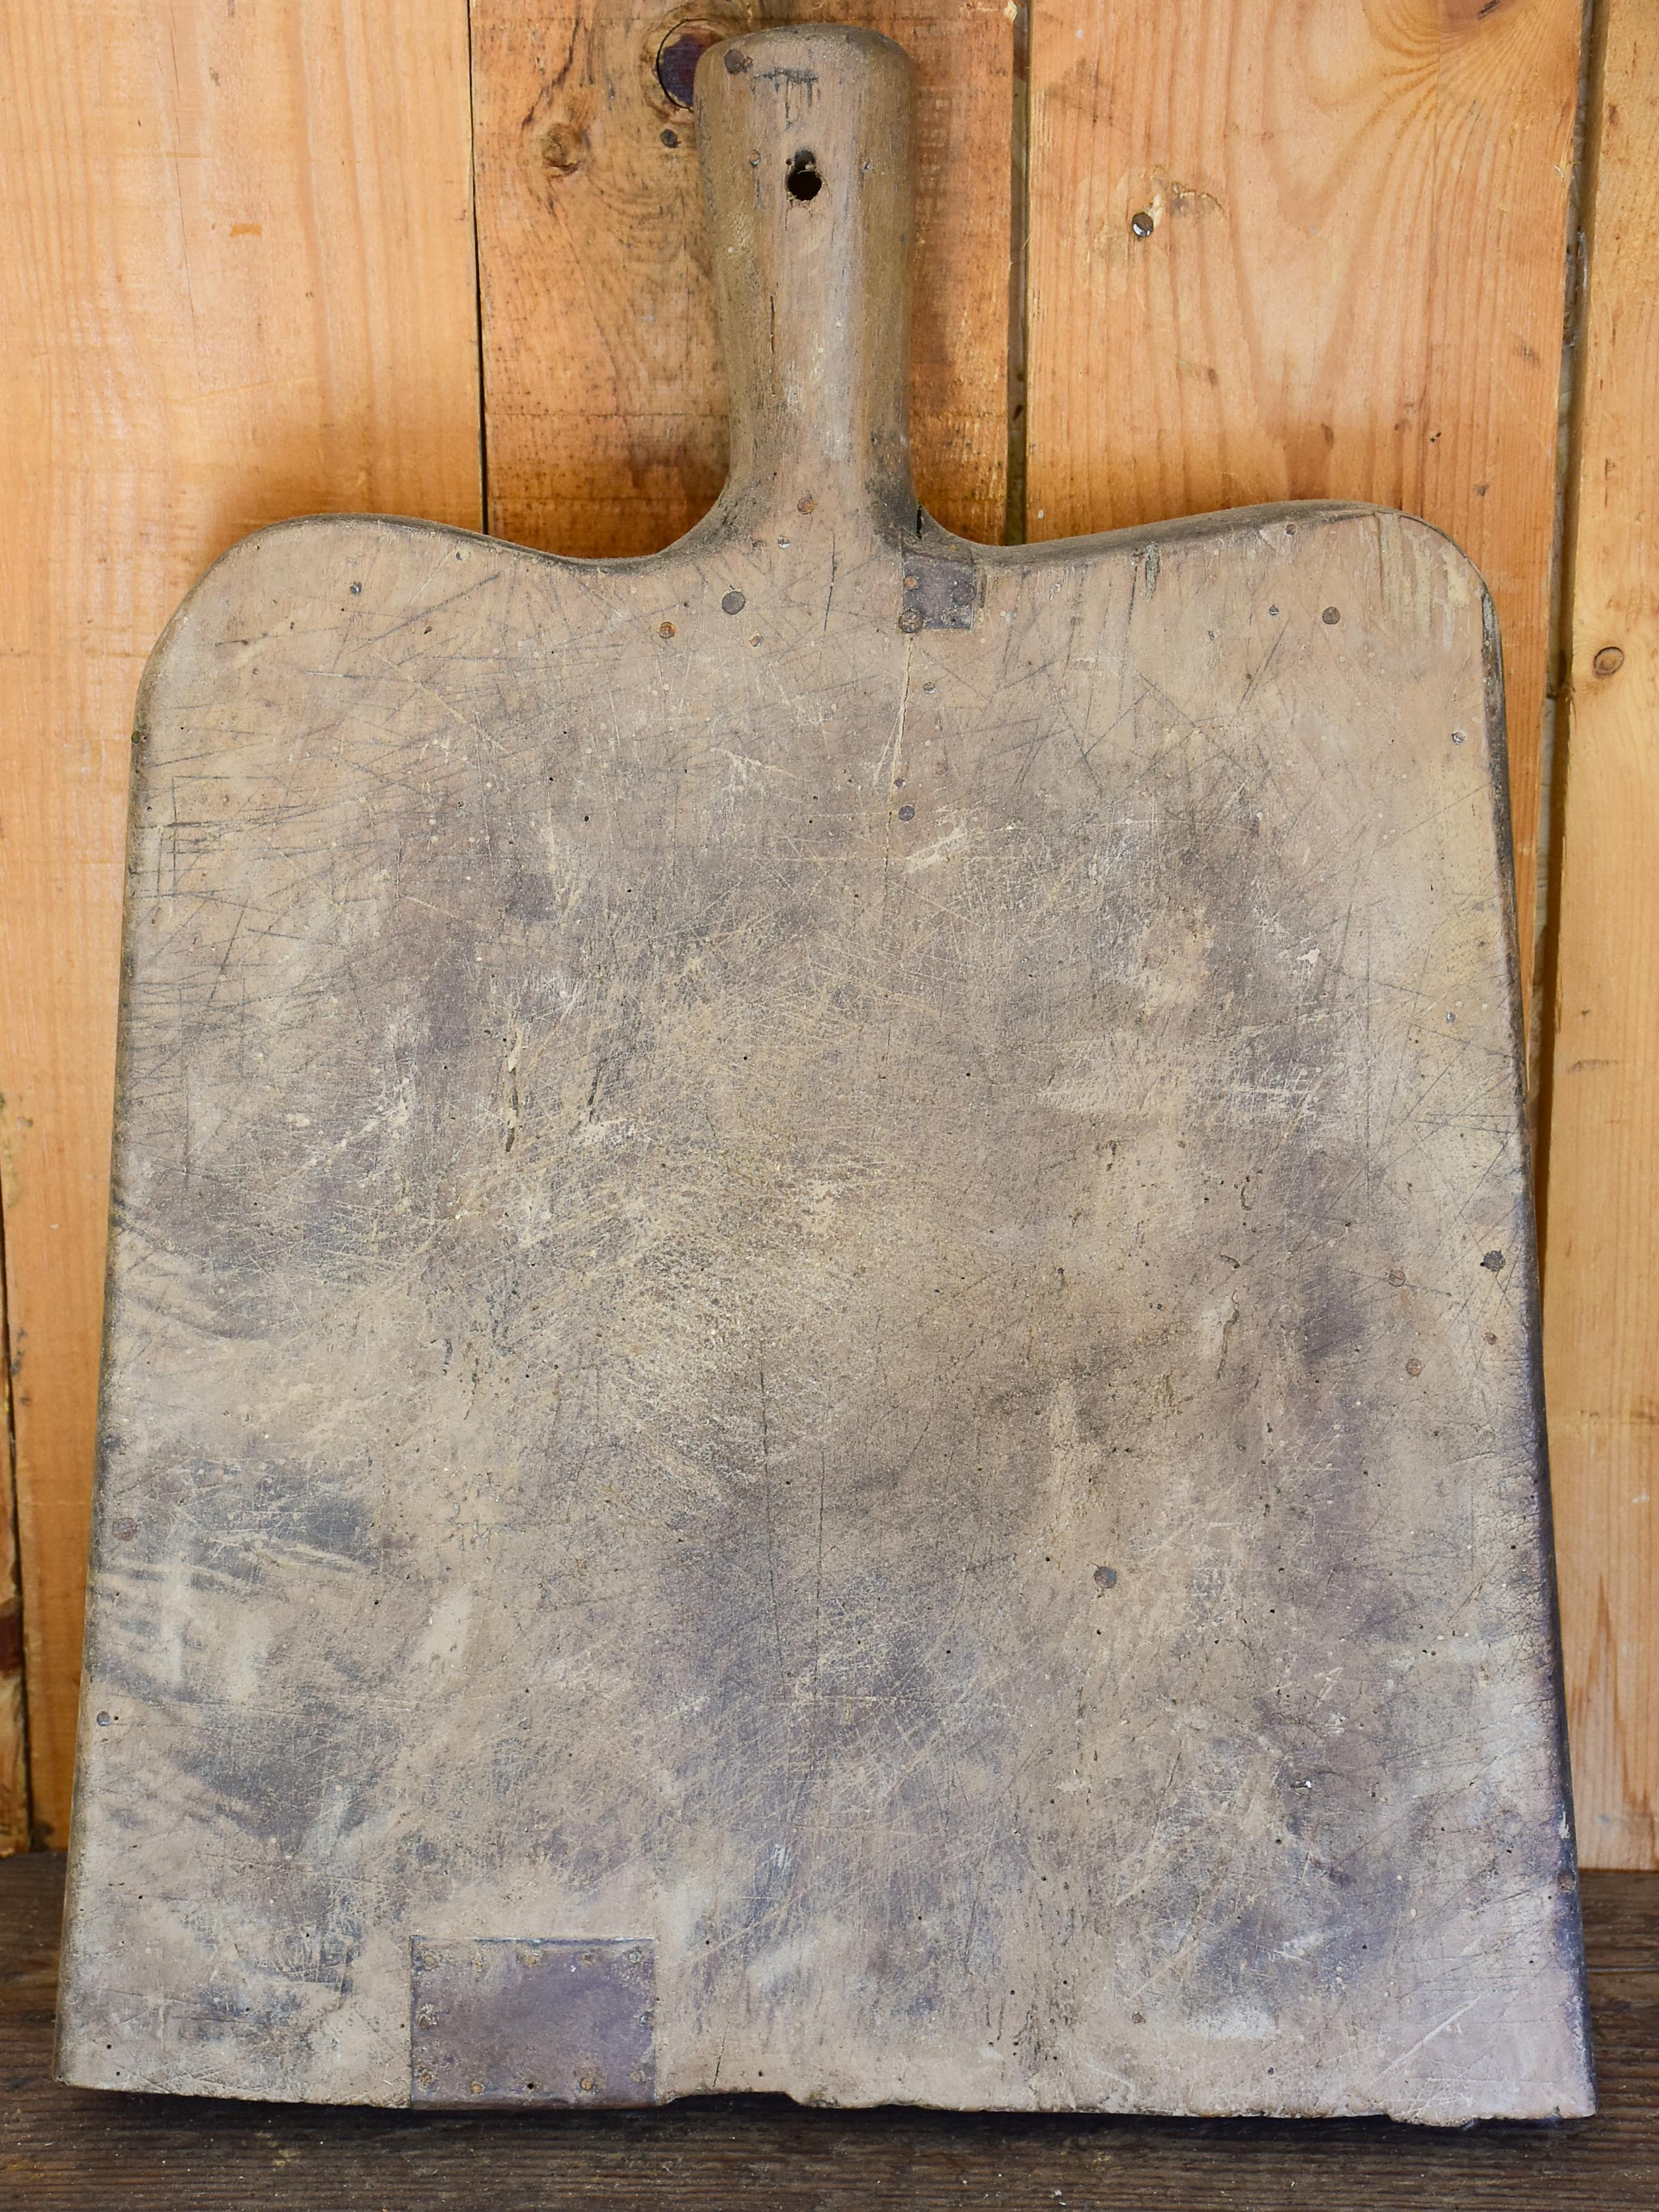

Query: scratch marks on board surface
[[70, 505, 1585, 2121]]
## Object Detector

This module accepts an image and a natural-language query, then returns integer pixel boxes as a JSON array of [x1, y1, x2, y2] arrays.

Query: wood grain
[[1542, 0, 1659, 1873], [1026, 0, 1582, 1006], [7, 1852, 1659, 2207], [0, 0, 481, 1844], [3, 0, 1643, 1889], [57, 27, 1583, 2117], [470, 0, 1013, 556]]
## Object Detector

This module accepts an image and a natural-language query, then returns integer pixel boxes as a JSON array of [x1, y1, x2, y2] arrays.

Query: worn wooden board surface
[[11, 1855, 1659, 2207], [0, 0, 482, 1846], [0, 1250, 26, 1853], [1026, 0, 1583, 1009], [1542, 0, 1659, 1874], [471, 0, 1013, 555], [5, 0, 1656, 1884], [56, 31, 1587, 2120]]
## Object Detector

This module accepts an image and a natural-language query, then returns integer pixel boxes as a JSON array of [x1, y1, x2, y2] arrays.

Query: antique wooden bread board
[[57, 28, 1590, 2121]]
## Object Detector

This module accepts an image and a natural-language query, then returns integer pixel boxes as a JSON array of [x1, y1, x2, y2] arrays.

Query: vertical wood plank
[[0, 0, 481, 1842], [1026, 0, 1582, 1005], [1543, 0, 1659, 1871], [471, 1, 1013, 557]]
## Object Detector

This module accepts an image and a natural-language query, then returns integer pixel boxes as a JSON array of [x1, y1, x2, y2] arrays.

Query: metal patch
[[410, 1938, 656, 2107], [900, 545, 977, 630]]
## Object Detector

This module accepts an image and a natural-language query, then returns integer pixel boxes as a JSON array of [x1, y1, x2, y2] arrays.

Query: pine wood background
[[0, 0, 1651, 1869]]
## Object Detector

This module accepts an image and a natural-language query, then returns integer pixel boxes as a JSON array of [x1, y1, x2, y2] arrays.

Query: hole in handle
[[786, 149, 822, 203]]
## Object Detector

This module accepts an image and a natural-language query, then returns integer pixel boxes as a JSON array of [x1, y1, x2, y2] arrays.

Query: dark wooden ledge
[[4, 1853, 1656, 2208]]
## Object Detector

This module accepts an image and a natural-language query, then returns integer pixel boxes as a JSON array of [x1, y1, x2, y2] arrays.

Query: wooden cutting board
[[57, 27, 1590, 2122]]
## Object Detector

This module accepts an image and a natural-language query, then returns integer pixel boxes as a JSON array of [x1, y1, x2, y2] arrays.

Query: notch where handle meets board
[[696, 27, 917, 534]]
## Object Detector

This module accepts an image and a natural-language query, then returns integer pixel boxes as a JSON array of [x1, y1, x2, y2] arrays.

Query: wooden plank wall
[[1544, 0, 1659, 1873], [0, 0, 1653, 1867], [469, 0, 1013, 554], [0, 0, 482, 1844], [1027, 0, 1582, 1009]]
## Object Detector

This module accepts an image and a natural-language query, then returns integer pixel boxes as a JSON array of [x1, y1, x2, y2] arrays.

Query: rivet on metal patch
[[409, 1938, 656, 2107]]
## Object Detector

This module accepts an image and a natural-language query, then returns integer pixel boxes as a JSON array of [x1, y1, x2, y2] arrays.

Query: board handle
[[695, 26, 916, 534]]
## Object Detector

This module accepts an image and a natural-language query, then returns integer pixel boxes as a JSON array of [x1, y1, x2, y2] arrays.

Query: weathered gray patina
[[57, 28, 1591, 2120]]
